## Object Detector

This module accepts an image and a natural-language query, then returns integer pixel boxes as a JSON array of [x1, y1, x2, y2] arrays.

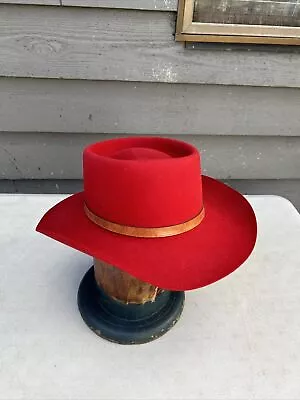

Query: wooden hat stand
[[77, 259, 185, 345]]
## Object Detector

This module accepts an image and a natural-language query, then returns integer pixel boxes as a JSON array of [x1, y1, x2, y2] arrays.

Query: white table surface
[[0, 194, 300, 400]]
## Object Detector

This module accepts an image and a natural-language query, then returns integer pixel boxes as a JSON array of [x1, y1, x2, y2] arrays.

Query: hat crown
[[83, 137, 203, 228], [111, 147, 171, 160]]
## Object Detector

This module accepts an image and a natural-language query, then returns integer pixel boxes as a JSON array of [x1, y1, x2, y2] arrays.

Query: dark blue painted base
[[77, 267, 185, 345]]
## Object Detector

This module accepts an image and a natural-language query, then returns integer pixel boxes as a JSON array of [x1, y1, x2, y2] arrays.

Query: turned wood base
[[77, 265, 185, 345]]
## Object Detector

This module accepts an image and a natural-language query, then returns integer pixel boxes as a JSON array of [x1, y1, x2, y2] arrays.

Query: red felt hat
[[36, 137, 257, 291]]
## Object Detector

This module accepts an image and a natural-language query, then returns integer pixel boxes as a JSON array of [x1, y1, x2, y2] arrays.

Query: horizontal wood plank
[[1, 5, 300, 87], [0, 0, 177, 9], [0, 0, 60, 4], [1, 78, 299, 136], [62, 0, 178, 11], [0, 78, 300, 136], [0, 132, 299, 179]]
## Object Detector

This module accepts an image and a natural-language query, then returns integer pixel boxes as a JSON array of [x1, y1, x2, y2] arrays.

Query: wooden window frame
[[176, 0, 300, 45]]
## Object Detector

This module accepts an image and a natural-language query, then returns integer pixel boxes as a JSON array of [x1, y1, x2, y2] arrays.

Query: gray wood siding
[[1, 132, 299, 180], [1, 4, 300, 87], [61, 0, 178, 10], [1, 78, 300, 136], [0, 0, 59, 4], [1, 1, 299, 190], [0, 0, 178, 9]]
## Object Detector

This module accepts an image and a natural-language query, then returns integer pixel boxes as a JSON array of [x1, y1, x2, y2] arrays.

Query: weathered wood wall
[[1, 132, 299, 179], [1, 4, 300, 87], [0, 0, 299, 201], [1, 78, 299, 136]]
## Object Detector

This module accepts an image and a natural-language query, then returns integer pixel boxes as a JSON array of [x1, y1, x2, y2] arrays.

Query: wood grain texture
[[0, 0, 177, 8], [62, 0, 178, 11], [0, 132, 299, 180], [1, 78, 300, 135], [0, 0, 59, 4], [1, 5, 300, 87], [94, 259, 159, 304]]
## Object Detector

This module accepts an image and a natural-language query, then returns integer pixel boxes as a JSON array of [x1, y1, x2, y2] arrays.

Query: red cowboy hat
[[36, 137, 257, 291]]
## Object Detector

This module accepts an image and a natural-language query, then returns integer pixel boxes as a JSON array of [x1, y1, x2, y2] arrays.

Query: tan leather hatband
[[84, 204, 205, 238]]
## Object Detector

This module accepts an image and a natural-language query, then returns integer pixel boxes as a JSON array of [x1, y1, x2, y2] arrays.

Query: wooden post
[[94, 258, 161, 304], [78, 263, 185, 344]]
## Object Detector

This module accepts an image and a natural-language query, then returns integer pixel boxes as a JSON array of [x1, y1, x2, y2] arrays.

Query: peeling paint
[[152, 64, 178, 83], [154, 0, 175, 10]]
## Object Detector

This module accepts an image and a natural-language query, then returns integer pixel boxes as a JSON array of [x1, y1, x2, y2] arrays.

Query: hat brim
[[36, 176, 257, 291]]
